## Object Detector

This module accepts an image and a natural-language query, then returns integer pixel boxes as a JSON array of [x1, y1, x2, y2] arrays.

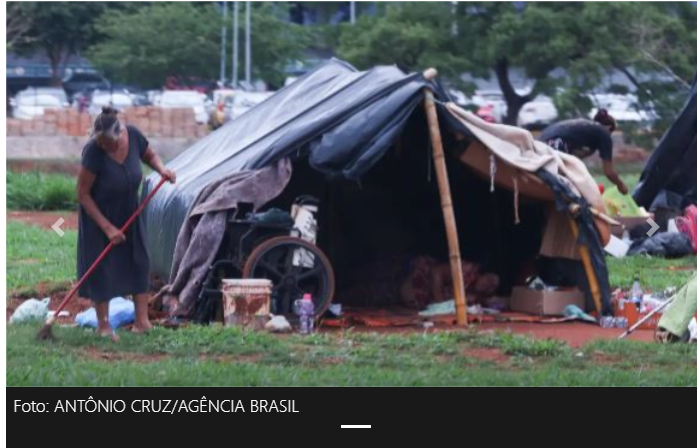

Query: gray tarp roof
[[144, 59, 430, 278]]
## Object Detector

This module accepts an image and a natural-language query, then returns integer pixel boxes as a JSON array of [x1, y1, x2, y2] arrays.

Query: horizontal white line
[[341, 425, 371, 428]]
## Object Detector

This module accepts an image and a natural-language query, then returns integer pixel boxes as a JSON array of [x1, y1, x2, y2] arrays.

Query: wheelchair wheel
[[242, 236, 335, 316]]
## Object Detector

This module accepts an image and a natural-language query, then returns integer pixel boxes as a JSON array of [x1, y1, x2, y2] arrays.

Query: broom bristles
[[36, 316, 58, 341], [36, 324, 55, 341]]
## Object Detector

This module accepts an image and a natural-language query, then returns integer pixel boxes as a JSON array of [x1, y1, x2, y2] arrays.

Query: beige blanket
[[445, 104, 608, 259]]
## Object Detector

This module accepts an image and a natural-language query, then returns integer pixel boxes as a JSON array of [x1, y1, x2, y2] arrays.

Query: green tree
[[10, 2, 108, 85], [240, 3, 313, 88], [544, 2, 696, 134], [337, 3, 471, 84], [6, 2, 34, 51], [337, 2, 696, 127], [88, 2, 221, 89], [88, 2, 310, 89]]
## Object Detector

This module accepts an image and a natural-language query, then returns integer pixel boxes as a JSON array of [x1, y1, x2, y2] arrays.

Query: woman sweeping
[[77, 106, 175, 340]]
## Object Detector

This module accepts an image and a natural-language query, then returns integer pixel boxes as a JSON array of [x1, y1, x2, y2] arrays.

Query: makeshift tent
[[634, 72, 697, 211], [658, 274, 697, 341], [143, 59, 614, 323]]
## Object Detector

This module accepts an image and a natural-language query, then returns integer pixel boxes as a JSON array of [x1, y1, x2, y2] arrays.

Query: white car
[[88, 91, 134, 116], [517, 96, 559, 128], [16, 87, 70, 106], [160, 90, 208, 124], [223, 91, 274, 121], [588, 93, 655, 123], [12, 93, 64, 120]]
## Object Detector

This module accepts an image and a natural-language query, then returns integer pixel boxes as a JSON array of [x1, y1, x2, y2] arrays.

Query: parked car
[[12, 93, 64, 120], [517, 96, 558, 129], [111, 84, 150, 106], [147, 90, 163, 106], [62, 72, 110, 100], [160, 90, 208, 124], [164, 76, 217, 94], [588, 93, 655, 123], [13, 87, 70, 108], [88, 91, 135, 116], [223, 91, 274, 122]]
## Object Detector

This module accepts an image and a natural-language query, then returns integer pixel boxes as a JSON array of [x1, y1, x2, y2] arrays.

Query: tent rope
[[424, 93, 449, 107], [513, 175, 521, 225], [489, 154, 497, 193]]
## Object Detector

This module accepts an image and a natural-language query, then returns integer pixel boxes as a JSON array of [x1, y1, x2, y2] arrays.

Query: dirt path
[[322, 320, 654, 347], [7, 211, 78, 230], [475, 322, 654, 347]]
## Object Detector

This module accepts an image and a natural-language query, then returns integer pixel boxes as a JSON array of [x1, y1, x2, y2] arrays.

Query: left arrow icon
[[52, 218, 65, 237]]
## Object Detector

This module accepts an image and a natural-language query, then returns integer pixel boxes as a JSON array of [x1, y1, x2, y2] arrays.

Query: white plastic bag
[[689, 318, 697, 342], [265, 315, 292, 333], [75, 297, 135, 329], [9, 298, 50, 324]]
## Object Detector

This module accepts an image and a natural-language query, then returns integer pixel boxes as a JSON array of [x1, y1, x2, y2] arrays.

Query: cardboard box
[[615, 302, 697, 331], [511, 287, 585, 316]]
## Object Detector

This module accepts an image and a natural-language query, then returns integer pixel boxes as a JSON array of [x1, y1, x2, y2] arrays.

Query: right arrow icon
[[646, 218, 660, 237]]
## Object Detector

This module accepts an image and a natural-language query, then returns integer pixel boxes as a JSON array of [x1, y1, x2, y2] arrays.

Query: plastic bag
[[603, 186, 644, 217], [265, 315, 292, 333], [9, 298, 50, 324], [564, 305, 597, 323], [628, 233, 694, 258], [75, 297, 135, 329]]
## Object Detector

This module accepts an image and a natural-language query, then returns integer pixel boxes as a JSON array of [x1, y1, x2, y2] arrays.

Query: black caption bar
[[7, 387, 537, 441]]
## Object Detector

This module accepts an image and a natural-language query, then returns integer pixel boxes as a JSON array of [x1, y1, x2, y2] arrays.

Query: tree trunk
[[48, 47, 63, 87], [494, 58, 532, 126]]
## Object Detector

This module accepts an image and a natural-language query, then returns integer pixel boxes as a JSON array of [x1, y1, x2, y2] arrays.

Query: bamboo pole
[[423, 68, 468, 326], [568, 217, 604, 315]]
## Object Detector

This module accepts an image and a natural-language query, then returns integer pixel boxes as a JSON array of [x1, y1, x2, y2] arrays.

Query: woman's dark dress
[[77, 125, 150, 302]]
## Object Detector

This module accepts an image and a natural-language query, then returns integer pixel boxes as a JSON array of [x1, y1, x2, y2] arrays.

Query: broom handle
[[618, 296, 675, 339], [49, 177, 168, 318]]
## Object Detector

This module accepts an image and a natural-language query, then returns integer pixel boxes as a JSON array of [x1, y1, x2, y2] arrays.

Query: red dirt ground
[[7, 211, 79, 230], [474, 322, 653, 347], [324, 321, 654, 347], [7, 293, 655, 348], [463, 348, 510, 364]]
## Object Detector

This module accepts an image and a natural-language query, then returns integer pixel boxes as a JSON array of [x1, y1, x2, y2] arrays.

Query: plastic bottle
[[630, 274, 643, 311], [295, 294, 315, 335]]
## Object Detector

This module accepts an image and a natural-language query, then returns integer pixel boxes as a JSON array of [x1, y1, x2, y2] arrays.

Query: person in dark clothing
[[77, 106, 176, 340], [539, 109, 628, 195]]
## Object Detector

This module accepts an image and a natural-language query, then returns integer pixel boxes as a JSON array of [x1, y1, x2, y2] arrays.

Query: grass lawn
[[6, 220, 697, 386], [7, 221, 77, 295], [7, 323, 697, 386]]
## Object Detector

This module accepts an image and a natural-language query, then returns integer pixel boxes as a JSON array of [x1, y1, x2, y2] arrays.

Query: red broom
[[37, 177, 168, 341]]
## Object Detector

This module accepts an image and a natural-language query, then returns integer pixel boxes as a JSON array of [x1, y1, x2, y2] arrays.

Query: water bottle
[[630, 274, 643, 311], [295, 294, 315, 335]]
